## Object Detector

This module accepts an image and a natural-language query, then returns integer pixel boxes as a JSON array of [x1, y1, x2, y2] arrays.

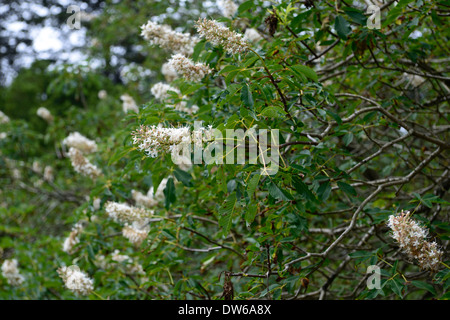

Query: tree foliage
[[0, 0, 449, 300]]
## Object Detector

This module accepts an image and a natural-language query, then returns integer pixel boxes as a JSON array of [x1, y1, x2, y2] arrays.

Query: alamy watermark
[[366, 265, 381, 289], [366, 5, 381, 30], [66, 5, 81, 30]]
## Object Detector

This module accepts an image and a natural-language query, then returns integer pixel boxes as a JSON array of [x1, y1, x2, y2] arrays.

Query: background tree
[[0, 0, 449, 300]]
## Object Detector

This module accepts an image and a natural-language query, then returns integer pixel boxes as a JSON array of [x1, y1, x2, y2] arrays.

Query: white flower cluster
[[131, 189, 158, 208], [195, 18, 249, 54], [105, 201, 151, 224], [62, 221, 85, 254], [151, 82, 199, 114], [57, 265, 94, 296], [32, 160, 42, 173], [12, 168, 21, 180], [151, 82, 180, 100], [122, 222, 150, 246], [98, 90, 108, 100], [161, 62, 178, 82], [110, 250, 147, 277], [218, 0, 238, 18], [0, 110, 10, 124], [404, 73, 426, 88], [43, 165, 54, 182], [140, 21, 198, 56], [95, 251, 147, 283], [167, 54, 212, 83], [1, 259, 25, 286], [112, 251, 146, 277], [63, 132, 98, 154], [131, 125, 213, 159], [93, 197, 101, 211], [132, 178, 168, 208], [244, 28, 263, 43], [36, 107, 54, 123], [132, 125, 191, 158], [67, 147, 102, 179], [120, 93, 139, 113], [387, 210, 443, 271]]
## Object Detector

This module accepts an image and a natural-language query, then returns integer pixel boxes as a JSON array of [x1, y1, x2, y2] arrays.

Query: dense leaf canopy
[[0, 0, 449, 300]]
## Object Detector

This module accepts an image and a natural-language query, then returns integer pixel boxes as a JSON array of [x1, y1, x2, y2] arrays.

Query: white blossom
[[32, 161, 42, 174], [62, 221, 85, 254], [122, 221, 150, 246], [120, 93, 139, 113], [43, 165, 54, 182], [36, 107, 54, 123], [67, 147, 102, 179], [406, 73, 426, 87], [195, 18, 248, 54], [161, 62, 178, 82], [12, 168, 21, 180], [131, 125, 213, 160], [218, 0, 238, 18], [151, 82, 180, 100], [140, 21, 198, 56], [151, 177, 169, 202], [1, 259, 25, 286], [0, 111, 10, 124], [132, 125, 191, 158], [93, 197, 101, 211], [132, 189, 159, 208], [98, 90, 108, 100], [132, 178, 169, 209], [244, 28, 263, 43], [151, 82, 198, 114], [105, 201, 151, 224], [387, 210, 443, 271], [57, 265, 94, 296], [110, 250, 147, 277], [63, 132, 98, 154], [167, 54, 212, 83]]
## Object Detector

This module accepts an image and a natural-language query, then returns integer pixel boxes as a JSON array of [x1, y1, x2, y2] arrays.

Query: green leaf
[[245, 204, 257, 225], [243, 55, 259, 68], [247, 173, 261, 198], [174, 168, 193, 187], [343, 7, 367, 25], [163, 177, 176, 209], [335, 15, 352, 40], [260, 106, 287, 118], [326, 109, 342, 125], [337, 181, 357, 197], [268, 181, 293, 201], [292, 177, 317, 202], [108, 147, 134, 166], [192, 40, 206, 61], [342, 132, 353, 146], [219, 193, 238, 235], [317, 180, 331, 201], [218, 65, 240, 75], [290, 65, 318, 82], [389, 278, 404, 299], [241, 83, 254, 108], [238, 0, 253, 13], [348, 250, 373, 263], [411, 280, 437, 296], [162, 229, 176, 240], [382, 0, 414, 27]]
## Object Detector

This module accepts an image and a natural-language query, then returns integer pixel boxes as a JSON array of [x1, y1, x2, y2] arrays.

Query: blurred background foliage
[[0, 0, 449, 300]]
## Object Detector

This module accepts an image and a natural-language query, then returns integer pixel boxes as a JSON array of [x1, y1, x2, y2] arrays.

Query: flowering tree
[[1, 0, 449, 300]]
